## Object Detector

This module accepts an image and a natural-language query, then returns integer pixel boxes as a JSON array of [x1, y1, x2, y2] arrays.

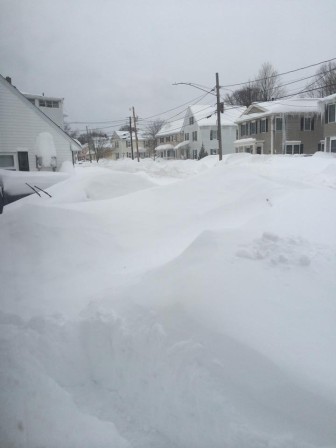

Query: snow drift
[[1, 155, 336, 447]]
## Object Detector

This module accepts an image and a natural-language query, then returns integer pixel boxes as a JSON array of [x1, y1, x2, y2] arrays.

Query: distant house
[[181, 105, 246, 159], [155, 119, 184, 159], [0, 75, 81, 171], [111, 130, 150, 160], [319, 93, 336, 153], [234, 98, 323, 155]]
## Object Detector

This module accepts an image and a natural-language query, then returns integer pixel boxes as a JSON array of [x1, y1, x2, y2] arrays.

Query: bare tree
[[64, 122, 79, 139], [304, 61, 336, 97], [143, 119, 165, 159], [254, 62, 286, 101], [224, 82, 261, 107], [119, 122, 135, 132]]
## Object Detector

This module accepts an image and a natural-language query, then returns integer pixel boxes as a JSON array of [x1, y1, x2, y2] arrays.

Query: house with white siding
[[155, 119, 184, 159], [181, 105, 246, 159], [0, 75, 81, 171], [23, 93, 65, 129], [319, 93, 336, 153], [111, 130, 149, 160]]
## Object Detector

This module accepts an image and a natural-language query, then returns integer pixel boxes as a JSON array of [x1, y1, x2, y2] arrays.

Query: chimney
[[5, 76, 12, 84]]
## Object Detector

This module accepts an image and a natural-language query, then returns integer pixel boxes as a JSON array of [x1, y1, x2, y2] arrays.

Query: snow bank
[[1, 154, 336, 447]]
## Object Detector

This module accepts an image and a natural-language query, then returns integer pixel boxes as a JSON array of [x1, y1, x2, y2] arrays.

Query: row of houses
[[234, 96, 336, 155], [1, 72, 335, 174], [109, 95, 336, 161], [110, 105, 245, 160]]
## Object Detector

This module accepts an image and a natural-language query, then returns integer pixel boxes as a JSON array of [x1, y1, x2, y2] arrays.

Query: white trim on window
[[0, 152, 17, 170], [330, 137, 336, 153]]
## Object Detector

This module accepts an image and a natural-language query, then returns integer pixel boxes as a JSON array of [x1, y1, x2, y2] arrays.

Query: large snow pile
[[1, 154, 336, 448]]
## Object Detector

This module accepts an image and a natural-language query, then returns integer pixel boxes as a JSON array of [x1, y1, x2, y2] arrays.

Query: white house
[[111, 130, 149, 160], [181, 104, 246, 159], [319, 93, 336, 153], [23, 92, 65, 129], [0, 75, 81, 171], [155, 119, 184, 159]]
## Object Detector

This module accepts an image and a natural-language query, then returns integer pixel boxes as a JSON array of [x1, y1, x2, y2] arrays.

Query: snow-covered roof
[[187, 105, 246, 127], [23, 93, 64, 101], [113, 130, 146, 141], [234, 138, 257, 145], [319, 93, 336, 103], [155, 144, 175, 151], [236, 98, 322, 123], [156, 119, 184, 137], [175, 140, 190, 149]]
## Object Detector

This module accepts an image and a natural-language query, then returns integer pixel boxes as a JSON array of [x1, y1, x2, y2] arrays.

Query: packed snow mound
[[1, 154, 336, 447], [5, 166, 156, 208]]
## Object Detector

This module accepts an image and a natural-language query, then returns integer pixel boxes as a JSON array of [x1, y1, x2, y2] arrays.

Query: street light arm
[[172, 82, 216, 96]]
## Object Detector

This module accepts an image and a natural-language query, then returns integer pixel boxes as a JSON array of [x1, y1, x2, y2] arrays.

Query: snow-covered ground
[[1, 154, 336, 448]]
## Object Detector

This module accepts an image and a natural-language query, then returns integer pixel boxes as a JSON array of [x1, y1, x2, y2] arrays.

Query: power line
[[219, 57, 336, 89]]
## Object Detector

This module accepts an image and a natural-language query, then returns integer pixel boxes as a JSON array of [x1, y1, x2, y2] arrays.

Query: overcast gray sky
[[1, 0, 335, 135]]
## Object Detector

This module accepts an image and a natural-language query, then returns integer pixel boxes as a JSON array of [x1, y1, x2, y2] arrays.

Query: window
[[115, 140, 119, 148], [260, 118, 268, 133], [192, 131, 197, 141], [160, 137, 164, 143], [304, 117, 312, 131], [165, 136, 171, 142], [327, 104, 336, 123], [39, 99, 59, 108], [275, 117, 283, 131], [331, 138, 336, 153], [210, 149, 217, 155], [184, 133, 189, 141], [126, 140, 131, 147], [301, 116, 314, 131], [285, 142, 303, 154], [210, 130, 217, 140], [193, 150, 198, 159], [0, 154, 15, 169], [189, 116, 194, 125], [240, 123, 246, 137], [250, 122, 256, 134]]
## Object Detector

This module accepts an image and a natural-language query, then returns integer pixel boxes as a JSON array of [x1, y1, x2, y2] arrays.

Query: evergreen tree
[[198, 143, 208, 160]]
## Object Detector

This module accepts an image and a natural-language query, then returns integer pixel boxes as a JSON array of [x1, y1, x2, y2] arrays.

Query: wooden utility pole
[[129, 116, 134, 160], [86, 126, 92, 163], [132, 106, 140, 162], [216, 73, 223, 161]]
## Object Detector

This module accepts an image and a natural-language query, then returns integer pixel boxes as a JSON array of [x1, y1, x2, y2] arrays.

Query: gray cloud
[[1, 0, 335, 134]]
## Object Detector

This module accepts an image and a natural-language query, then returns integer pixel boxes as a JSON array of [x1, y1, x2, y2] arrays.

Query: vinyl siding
[[0, 78, 77, 171]]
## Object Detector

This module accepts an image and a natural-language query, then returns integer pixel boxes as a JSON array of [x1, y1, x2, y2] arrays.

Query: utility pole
[[216, 72, 223, 161], [86, 126, 92, 163], [129, 116, 134, 160], [132, 106, 140, 162]]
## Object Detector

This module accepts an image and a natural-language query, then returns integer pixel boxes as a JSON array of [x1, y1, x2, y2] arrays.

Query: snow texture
[[1, 153, 336, 448]]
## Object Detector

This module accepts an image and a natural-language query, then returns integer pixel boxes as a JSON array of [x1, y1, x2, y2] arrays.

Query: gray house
[[320, 93, 336, 153], [0, 75, 81, 171], [234, 98, 323, 155]]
